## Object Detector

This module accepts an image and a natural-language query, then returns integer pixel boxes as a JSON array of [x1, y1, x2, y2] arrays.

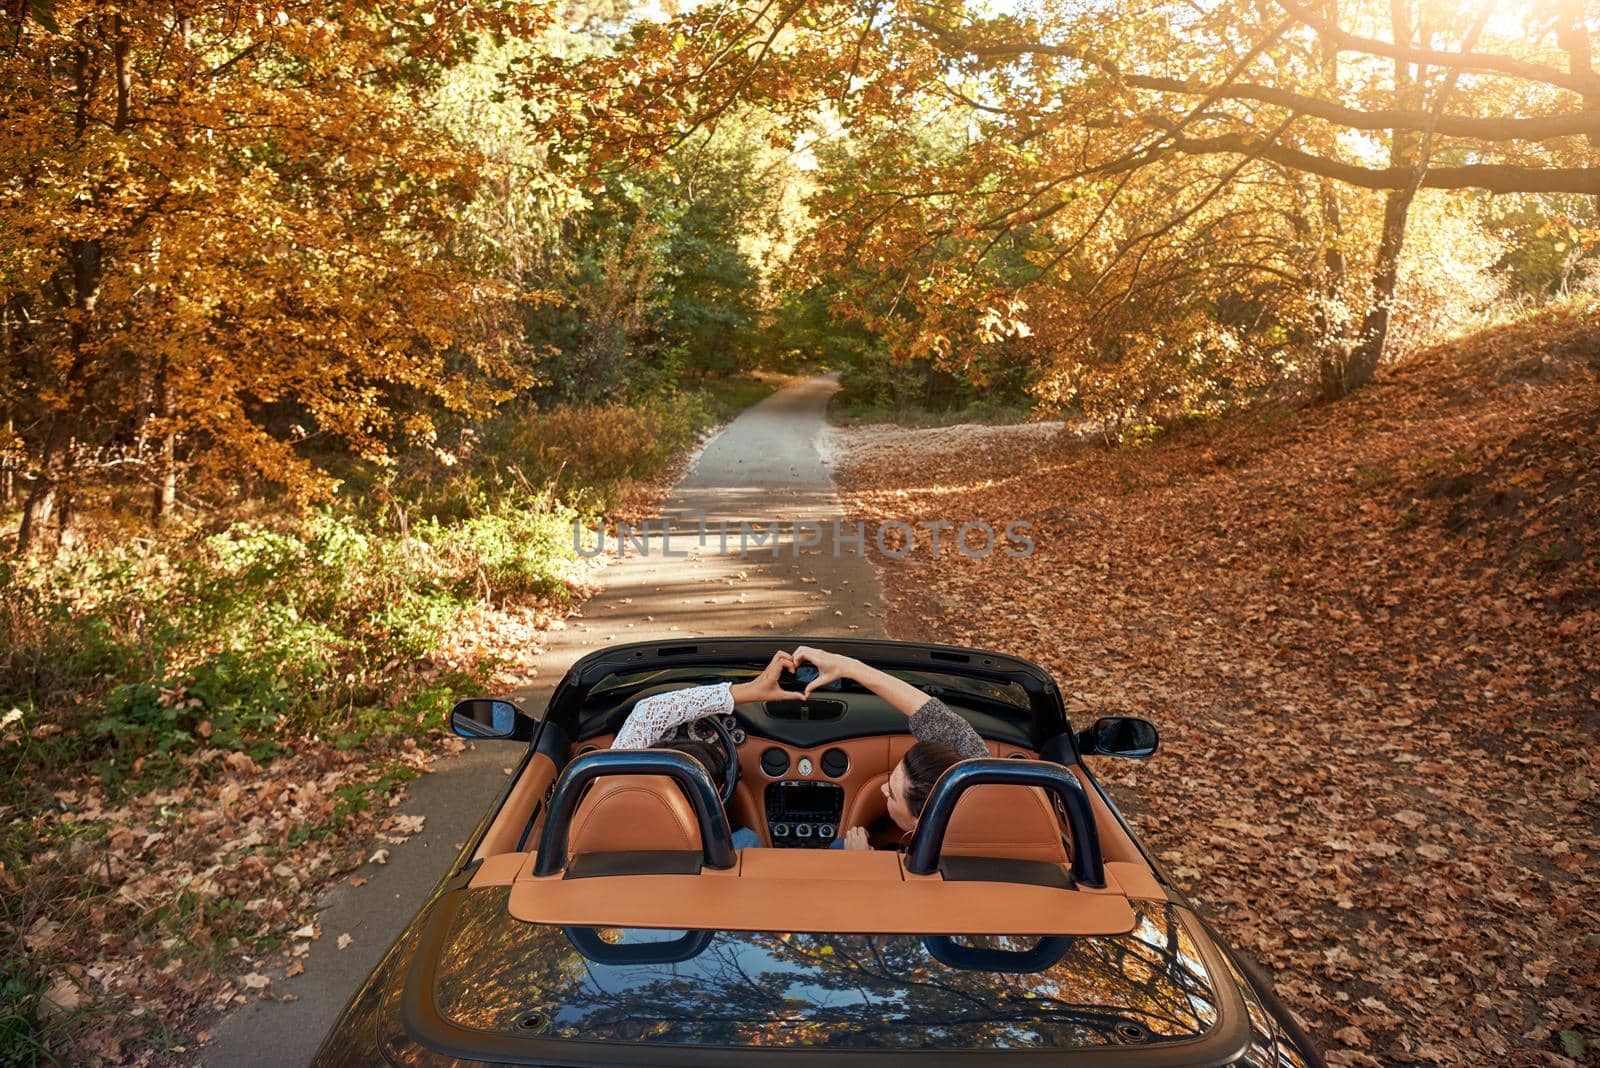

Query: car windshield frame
[[544, 637, 1068, 749]]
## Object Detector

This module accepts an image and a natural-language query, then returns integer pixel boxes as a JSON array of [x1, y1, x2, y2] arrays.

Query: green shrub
[[0, 498, 578, 764]]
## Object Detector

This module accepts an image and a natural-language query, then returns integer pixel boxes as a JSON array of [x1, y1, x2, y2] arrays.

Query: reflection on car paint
[[432, 890, 1218, 1050]]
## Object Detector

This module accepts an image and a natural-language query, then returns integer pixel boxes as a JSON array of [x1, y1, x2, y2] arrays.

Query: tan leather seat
[[567, 775, 702, 856], [939, 784, 1070, 864], [842, 771, 1070, 865]]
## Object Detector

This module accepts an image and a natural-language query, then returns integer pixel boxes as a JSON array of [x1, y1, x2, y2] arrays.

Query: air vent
[[760, 747, 790, 777], [820, 748, 849, 778], [799, 699, 844, 721], [764, 699, 845, 721]]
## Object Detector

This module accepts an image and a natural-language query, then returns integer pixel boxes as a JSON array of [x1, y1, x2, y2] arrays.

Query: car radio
[[765, 780, 844, 848]]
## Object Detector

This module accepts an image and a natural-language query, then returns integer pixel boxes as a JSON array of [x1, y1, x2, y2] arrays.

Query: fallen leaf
[[1560, 1031, 1589, 1059], [391, 814, 425, 835], [38, 978, 82, 1021]]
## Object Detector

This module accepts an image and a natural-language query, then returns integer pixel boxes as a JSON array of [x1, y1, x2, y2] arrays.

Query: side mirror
[[1078, 716, 1159, 759], [449, 698, 538, 742]]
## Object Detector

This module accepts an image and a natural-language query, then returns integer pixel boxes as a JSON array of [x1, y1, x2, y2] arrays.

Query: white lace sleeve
[[612, 682, 735, 749]]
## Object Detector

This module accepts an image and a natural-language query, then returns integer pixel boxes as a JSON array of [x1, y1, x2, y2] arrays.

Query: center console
[[765, 781, 845, 847]]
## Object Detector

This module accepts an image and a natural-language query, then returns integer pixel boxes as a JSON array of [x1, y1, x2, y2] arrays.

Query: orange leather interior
[[466, 720, 1172, 929], [739, 734, 892, 846], [941, 785, 1070, 863], [841, 738, 1039, 834], [1069, 765, 1144, 865], [576, 730, 1083, 861], [472, 753, 557, 861], [479, 733, 1147, 883], [567, 774, 704, 855], [498, 848, 1144, 935], [474, 849, 1167, 903]]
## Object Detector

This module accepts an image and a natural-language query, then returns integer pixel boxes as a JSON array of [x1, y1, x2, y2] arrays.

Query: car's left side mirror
[[1078, 716, 1159, 759], [450, 698, 538, 742]]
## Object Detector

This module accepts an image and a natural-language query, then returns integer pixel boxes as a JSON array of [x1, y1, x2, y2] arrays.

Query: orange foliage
[[1, 1, 553, 548]]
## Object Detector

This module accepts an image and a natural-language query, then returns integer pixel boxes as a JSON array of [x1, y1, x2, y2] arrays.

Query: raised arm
[[612, 650, 801, 748], [790, 646, 987, 759], [905, 696, 988, 759]]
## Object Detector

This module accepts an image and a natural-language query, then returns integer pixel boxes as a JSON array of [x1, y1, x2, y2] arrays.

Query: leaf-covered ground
[[833, 309, 1599, 1065], [1, 461, 701, 1066], [2, 583, 594, 1066]]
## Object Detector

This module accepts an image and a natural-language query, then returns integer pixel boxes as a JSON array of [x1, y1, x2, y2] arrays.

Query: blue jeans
[[730, 827, 845, 849]]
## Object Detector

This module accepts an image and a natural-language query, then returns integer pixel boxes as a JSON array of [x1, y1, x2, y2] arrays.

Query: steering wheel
[[703, 715, 740, 807]]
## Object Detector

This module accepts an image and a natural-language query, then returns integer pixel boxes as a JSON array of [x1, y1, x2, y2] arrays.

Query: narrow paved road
[[202, 373, 884, 1066]]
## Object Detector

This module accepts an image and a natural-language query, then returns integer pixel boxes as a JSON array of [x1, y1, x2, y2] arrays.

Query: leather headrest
[[567, 774, 702, 855], [940, 784, 1069, 864]]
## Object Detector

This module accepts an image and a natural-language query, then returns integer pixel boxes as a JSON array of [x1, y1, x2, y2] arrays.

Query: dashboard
[[579, 691, 1038, 849], [594, 688, 1033, 750], [664, 713, 745, 747]]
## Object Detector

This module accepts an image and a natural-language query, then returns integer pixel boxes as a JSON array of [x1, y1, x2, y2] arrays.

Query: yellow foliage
[[1, 1, 554, 547]]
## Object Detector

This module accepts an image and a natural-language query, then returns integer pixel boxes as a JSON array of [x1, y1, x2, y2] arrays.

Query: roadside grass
[[0, 372, 777, 1065]]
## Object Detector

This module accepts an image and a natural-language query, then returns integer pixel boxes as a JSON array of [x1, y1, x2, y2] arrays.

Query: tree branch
[[1273, 0, 1600, 96], [1168, 133, 1600, 193], [1123, 75, 1600, 141]]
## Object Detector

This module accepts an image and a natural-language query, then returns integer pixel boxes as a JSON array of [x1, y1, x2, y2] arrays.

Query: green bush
[[0, 498, 579, 765], [0, 380, 775, 775]]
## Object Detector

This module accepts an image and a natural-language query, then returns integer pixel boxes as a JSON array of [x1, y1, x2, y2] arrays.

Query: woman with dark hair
[[789, 645, 986, 850]]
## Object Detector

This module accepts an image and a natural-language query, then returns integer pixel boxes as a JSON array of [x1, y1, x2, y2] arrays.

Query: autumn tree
[[536, 0, 1599, 419], [0, 1, 553, 554]]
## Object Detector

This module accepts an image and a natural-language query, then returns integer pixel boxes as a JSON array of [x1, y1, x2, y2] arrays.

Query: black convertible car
[[314, 637, 1322, 1066]]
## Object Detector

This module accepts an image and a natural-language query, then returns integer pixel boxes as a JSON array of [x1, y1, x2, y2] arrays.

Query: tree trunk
[[18, 409, 75, 554], [21, 39, 103, 556], [0, 413, 13, 509], [1333, 0, 1419, 397], [1315, 180, 1351, 402], [1313, 7, 1355, 401], [1552, 0, 1599, 221], [151, 361, 176, 525], [1342, 186, 1414, 392], [1, 298, 14, 508]]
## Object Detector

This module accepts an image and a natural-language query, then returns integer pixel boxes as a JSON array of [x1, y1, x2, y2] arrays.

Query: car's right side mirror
[[450, 698, 538, 742], [1078, 716, 1159, 759]]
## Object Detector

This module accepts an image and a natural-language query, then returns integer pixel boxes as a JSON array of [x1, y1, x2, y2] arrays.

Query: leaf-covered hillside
[[835, 306, 1600, 1066]]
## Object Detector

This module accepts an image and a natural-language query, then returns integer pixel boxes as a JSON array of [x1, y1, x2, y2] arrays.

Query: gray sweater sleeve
[[907, 697, 988, 759]]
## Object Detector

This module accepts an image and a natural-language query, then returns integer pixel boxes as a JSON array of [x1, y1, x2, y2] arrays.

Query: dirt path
[[202, 373, 884, 1066]]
